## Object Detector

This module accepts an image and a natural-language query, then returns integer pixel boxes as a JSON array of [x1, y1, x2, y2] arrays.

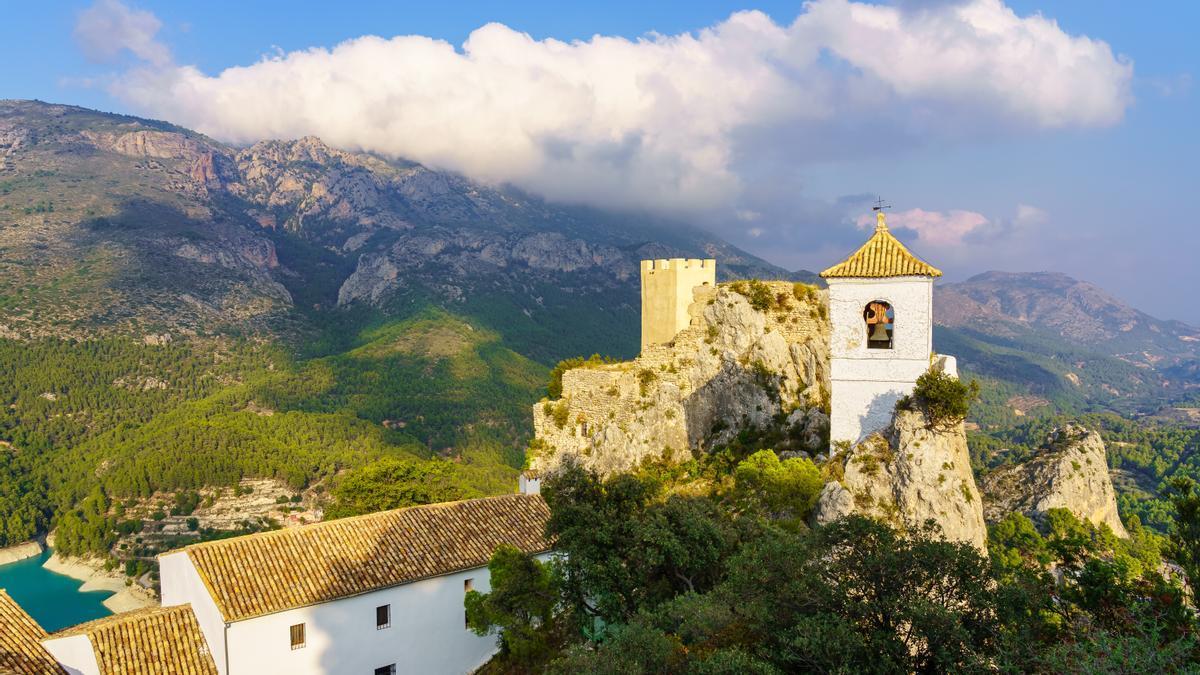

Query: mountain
[[0, 99, 791, 362], [933, 272, 1200, 424], [0, 99, 804, 548]]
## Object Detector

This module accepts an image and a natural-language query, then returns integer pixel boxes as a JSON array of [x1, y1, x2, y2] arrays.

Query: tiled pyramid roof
[[821, 212, 942, 279], [177, 493, 551, 622], [52, 604, 216, 675]]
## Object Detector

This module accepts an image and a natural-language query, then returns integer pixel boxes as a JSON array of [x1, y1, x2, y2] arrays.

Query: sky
[[2, 1, 1197, 321]]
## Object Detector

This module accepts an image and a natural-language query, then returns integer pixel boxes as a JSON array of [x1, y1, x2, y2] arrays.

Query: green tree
[[325, 458, 475, 519], [731, 450, 823, 522], [1168, 477, 1200, 584], [466, 545, 560, 668], [543, 463, 735, 628]]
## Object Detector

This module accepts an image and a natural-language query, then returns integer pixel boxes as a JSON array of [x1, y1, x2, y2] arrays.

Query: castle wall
[[532, 282, 830, 475], [828, 276, 933, 445], [640, 258, 716, 351]]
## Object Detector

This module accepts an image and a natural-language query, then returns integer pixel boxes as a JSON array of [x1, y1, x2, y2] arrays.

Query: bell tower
[[821, 208, 948, 446]]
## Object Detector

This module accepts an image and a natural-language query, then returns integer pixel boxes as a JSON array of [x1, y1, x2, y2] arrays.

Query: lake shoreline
[[42, 552, 157, 614], [0, 539, 43, 565]]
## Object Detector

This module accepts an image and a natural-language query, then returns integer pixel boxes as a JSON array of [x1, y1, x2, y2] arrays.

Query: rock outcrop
[[530, 282, 830, 475], [979, 424, 1128, 537], [815, 410, 988, 550]]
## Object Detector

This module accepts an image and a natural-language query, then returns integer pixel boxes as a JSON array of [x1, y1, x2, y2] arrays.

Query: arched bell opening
[[864, 300, 894, 349]]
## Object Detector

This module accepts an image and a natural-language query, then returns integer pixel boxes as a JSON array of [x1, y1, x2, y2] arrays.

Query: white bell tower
[[822, 208, 950, 446]]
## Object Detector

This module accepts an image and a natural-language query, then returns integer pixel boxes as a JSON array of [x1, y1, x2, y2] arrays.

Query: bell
[[869, 323, 890, 342]]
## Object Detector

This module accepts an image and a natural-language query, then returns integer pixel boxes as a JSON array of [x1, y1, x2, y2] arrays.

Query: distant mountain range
[[934, 272, 1200, 423], [1, 99, 1196, 430], [0, 99, 786, 363]]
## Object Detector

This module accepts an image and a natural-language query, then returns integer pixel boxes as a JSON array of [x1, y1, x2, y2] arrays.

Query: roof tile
[[821, 213, 942, 279], [52, 605, 216, 675], [177, 493, 551, 622], [0, 589, 64, 675]]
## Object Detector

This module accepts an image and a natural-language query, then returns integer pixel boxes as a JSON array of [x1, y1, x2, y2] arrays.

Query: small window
[[464, 578, 475, 628], [374, 666, 396, 675], [376, 604, 391, 630], [289, 623, 306, 650], [864, 301, 894, 350]]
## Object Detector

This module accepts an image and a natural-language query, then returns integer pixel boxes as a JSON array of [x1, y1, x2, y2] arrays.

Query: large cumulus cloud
[[87, 0, 1131, 236]]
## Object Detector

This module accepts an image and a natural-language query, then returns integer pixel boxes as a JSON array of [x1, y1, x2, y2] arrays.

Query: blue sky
[[2, 1, 1197, 320]]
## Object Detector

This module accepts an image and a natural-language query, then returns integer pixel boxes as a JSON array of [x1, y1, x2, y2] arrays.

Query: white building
[[15, 493, 551, 675], [821, 210, 955, 446], [158, 493, 551, 675]]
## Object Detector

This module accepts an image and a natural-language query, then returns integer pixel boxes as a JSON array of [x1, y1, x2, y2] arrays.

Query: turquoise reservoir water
[[0, 548, 113, 633]]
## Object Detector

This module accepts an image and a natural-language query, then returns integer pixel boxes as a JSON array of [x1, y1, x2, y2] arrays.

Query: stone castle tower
[[821, 210, 954, 446], [640, 258, 716, 351]]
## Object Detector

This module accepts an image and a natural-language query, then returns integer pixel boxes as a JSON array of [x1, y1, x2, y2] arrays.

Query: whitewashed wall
[[828, 276, 934, 445], [159, 550, 554, 675], [160, 551, 229, 674], [39, 634, 99, 675]]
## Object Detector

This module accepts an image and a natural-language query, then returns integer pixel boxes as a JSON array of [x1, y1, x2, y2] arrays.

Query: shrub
[[543, 401, 570, 429], [896, 369, 979, 428], [731, 279, 775, 312], [792, 282, 819, 304], [638, 369, 657, 397]]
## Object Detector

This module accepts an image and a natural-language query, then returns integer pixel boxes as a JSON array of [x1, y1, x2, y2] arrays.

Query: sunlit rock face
[[980, 424, 1128, 538], [816, 410, 988, 551]]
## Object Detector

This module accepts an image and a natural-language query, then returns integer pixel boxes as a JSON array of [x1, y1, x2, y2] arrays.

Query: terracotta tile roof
[[821, 213, 942, 279], [52, 604, 216, 675], [177, 493, 551, 622], [0, 589, 64, 674]]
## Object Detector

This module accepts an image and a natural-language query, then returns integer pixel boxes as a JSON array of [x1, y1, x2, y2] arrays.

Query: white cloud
[[88, 0, 1132, 222], [857, 207, 989, 246], [74, 0, 170, 67], [1014, 204, 1048, 228]]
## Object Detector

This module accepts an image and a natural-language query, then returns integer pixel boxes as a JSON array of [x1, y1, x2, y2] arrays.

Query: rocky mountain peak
[[980, 423, 1128, 537]]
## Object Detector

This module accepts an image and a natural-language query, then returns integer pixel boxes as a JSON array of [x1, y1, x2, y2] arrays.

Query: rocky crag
[[980, 424, 1128, 537], [815, 411, 988, 550], [530, 281, 830, 475]]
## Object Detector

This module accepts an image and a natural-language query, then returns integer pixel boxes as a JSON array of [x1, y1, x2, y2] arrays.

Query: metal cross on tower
[[872, 196, 891, 212]]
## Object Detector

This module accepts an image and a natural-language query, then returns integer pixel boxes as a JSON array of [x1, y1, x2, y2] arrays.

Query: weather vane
[[872, 196, 891, 212]]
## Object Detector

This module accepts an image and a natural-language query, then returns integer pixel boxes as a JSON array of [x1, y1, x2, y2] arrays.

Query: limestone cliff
[[529, 281, 830, 475], [815, 410, 988, 550], [979, 424, 1128, 538]]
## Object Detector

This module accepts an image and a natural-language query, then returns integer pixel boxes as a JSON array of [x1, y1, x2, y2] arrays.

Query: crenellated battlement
[[640, 258, 715, 272]]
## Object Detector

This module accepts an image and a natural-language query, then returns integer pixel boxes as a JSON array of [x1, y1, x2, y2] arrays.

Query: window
[[289, 623, 306, 650], [864, 301, 894, 350], [464, 578, 475, 628], [374, 666, 396, 675], [376, 604, 391, 630]]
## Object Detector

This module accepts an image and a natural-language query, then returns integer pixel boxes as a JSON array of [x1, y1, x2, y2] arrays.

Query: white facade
[[828, 276, 934, 445], [160, 550, 552, 675], [40, 633, 100, 675]]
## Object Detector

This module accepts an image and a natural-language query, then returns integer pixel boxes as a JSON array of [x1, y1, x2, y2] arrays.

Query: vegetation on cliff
[[468, 462, 1199, 673]]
